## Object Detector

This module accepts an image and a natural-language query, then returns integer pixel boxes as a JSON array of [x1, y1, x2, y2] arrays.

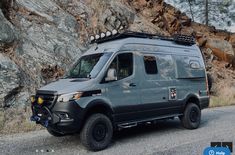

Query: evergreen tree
[[165, 0, 235, 30]]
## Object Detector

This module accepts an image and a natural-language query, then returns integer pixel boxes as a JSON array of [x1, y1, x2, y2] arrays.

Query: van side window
[[157, 54, 175, 79], [175, 56, 204, 78], [108, 53, 133, 80], [143, 56, 158, 74]]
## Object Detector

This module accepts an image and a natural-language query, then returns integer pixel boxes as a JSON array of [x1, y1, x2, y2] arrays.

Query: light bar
[[90, 36, 95, 41], [106, 31, 111, 37], [89, 29, 122, 43], [95, 35, 100, 39], [112, 29, 118, 35], [101, 33, 105, 38]]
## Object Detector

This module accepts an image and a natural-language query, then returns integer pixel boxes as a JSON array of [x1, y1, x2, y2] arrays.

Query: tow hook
[[30, 116, 41, 122], [30, 116, 49, 127], [44, 120, 49, 127]]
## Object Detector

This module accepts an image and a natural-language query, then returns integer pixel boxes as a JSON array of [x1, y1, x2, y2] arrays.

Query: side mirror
[[105, 68, 117, 82]]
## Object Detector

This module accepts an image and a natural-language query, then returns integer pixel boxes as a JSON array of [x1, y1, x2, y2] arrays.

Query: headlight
[[58, 92, 83, 102]]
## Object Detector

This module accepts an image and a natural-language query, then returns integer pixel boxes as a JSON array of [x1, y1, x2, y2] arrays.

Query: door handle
[[129, 83, 136, 87]]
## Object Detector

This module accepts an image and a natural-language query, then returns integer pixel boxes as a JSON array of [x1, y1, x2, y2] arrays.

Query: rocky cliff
[[0, 0, 234, 109]]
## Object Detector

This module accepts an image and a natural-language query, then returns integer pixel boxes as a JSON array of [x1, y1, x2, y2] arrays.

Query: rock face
[[0, 0, 234, 108], [0, 0, 85, 107], [0, 53, 20, 107], [13, 0, 83, 78], [0, 11, 17, 43]]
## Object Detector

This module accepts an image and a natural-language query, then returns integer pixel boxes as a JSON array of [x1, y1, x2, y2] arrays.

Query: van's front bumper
[[31, 100, 85, 134]]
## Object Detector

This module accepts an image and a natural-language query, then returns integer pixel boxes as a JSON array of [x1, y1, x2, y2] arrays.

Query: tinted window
[[108, 53, 133, 80], [144, 56, 157, 74]]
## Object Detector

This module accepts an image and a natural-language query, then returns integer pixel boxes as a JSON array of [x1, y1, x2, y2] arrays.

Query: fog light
[[106, 31, 111, 37], [95, 35, 100, 39], [90, 36, 95, 41], [38, 97, 44, 105], [101, 33, 105, 38], [30, 95, 36, 103], [59, 113, 70, 120], [112, 29, 118, 35]]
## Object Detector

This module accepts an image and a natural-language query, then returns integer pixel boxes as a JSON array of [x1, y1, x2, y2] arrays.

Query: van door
[[140, 53, 180, 118], [102, 52, 141, 123]]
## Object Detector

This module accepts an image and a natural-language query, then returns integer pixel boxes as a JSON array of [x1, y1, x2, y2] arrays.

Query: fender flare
[[84, 99, 114, 118], [183, 93, 201, 110]]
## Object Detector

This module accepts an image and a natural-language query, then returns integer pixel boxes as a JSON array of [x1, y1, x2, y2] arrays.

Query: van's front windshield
[[67, 52, 112, 79]]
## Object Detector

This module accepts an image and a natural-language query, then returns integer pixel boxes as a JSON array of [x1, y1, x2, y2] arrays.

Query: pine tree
[[165, 0, 235, 30]]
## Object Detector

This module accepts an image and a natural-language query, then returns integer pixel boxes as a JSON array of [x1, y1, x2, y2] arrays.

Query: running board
[[117, 114, 181, 129], [118, 122, 137, 129]]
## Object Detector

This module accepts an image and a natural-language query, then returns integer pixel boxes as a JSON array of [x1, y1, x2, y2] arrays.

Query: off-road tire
[[47, 128, 64, 137], [80, 113, 113, 151], [180, 103, 201, 129]]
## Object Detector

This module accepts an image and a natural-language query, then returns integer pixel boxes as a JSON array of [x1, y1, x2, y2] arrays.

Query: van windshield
[[67, 53, 112, 79]]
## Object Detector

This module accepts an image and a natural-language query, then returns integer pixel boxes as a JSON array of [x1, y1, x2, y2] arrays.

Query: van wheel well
[[185, 97, 200, 110], [82, 104, 113, 128]]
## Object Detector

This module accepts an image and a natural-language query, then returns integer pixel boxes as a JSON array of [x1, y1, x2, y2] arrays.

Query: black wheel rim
[[92, 123, 107, 142], [190, 108, 199, 123]]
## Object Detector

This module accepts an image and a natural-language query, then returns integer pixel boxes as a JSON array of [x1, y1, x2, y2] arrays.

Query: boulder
[[196, 36, 207, 47], [0, 10, 17, 43], [229, 34, 235, 49], [130, 17, 165, 34], [90, 0, 135, 31], [206, 39, 235, 63]]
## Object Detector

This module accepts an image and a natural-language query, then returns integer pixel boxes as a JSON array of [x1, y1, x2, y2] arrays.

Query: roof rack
[[90, 31, 195, 46]]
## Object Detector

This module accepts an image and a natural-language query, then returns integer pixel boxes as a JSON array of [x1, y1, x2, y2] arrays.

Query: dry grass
[[207, 59, 235, 108], [210, 96, 235, 107], [0, 106, 42, 135], [209, 86, 235, 107]]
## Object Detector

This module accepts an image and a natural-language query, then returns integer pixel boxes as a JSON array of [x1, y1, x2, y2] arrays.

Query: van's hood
[[38, 78, 94, 95]]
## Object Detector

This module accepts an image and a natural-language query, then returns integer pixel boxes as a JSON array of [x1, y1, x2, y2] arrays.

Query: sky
[[230, 26, 235, 33]]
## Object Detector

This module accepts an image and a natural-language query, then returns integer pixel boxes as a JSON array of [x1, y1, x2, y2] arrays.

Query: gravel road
[[1, 106, 235, 155]]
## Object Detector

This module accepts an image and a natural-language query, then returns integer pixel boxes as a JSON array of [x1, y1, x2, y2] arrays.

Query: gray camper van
[[30, 31, 209, 151]]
